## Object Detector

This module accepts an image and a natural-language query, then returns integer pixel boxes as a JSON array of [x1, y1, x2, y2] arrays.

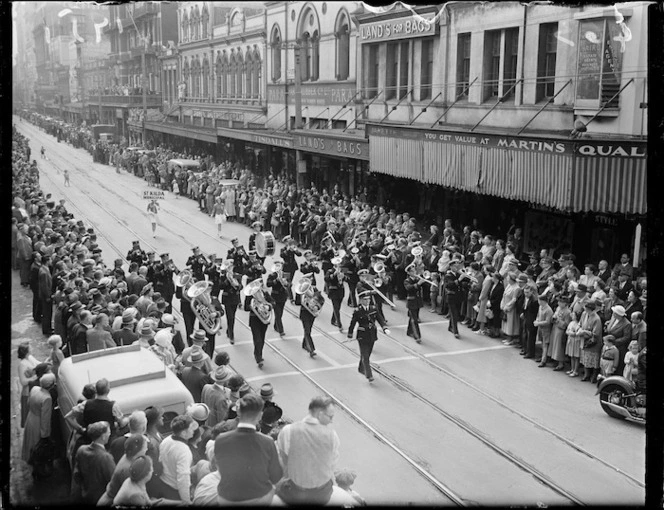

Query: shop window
[[484, 30, 501, 100], [536, 23, 558, 101], [202, 6, 209, 39], [299, 33, 311, 82], [420, 38, 434, 100], [575, 18, 624, 109], [363, 43, 379, 99], [311, 31, 320, 82], [456, 33, 471, 98], [271, 26, 282, 81], [503, 28, 519, 98]]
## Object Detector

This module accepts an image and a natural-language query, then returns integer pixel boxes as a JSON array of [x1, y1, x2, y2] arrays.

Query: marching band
[[129, 219, 462, 382]]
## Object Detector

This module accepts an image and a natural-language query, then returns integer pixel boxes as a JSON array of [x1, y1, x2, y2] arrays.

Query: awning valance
[[144, 121, 217, 143]]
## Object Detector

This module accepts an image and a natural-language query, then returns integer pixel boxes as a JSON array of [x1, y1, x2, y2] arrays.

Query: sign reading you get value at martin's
[[360, 14, 437, 42]]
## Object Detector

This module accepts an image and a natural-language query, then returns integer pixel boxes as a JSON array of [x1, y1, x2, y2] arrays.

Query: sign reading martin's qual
[[143, 190, 166, 200]]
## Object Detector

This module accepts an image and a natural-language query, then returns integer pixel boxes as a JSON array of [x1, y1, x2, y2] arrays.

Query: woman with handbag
[[475, 266, 494, 334], [22, 373, 56, 466], [499, 272, 521, 344], [577, 300, 604, 382]]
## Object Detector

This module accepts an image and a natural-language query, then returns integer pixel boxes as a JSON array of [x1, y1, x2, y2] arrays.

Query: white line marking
[[245, 363, 358, 382], [424, 345, 510, 358], [389, 319, 449, 328], [311, 349, 342, 367]]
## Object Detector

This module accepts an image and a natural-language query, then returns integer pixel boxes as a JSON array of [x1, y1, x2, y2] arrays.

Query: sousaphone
[[186, 280, 223, 334]]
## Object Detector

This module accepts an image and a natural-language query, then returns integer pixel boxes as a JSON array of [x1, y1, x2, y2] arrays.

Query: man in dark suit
[[519, 284, 540, 358], [181, 347, 212, 403], [347, 291, 389, 382], [596, 259, 611, 284], [612, 253, 635, 281], [214, 393, 283, 505], [38, 252, 54, 335]]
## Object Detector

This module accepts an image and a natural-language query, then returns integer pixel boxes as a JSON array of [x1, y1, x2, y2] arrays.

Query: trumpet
[[416, 269, 436, 286]]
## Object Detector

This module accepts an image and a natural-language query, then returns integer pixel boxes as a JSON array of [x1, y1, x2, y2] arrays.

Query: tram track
[[23, 123, 464, 506], [18, 119, 644, 504]]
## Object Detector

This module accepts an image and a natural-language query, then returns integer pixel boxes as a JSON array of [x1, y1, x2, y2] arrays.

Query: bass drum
[[255, 231, 276, 258]]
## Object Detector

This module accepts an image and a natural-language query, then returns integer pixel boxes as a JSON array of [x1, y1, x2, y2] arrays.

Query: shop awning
[[216, 127, 294, 149], [571, 147, 647, 215], [144, 121, 217, 143], [367, 123, 646, 215]]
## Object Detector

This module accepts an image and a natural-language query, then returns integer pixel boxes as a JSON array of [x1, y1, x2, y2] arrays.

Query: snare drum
[[255, 231, 276, 258]]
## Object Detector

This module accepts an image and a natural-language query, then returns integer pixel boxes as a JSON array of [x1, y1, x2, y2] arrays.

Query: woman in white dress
[[212, 197, 226, 238], [146, 200, 159, 238]]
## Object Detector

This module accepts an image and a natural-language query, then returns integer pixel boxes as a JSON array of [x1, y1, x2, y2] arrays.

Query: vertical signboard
[[575, 19, 604, 102]]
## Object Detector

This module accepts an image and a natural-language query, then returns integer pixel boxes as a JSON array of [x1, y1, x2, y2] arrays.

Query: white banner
[[143, 190, 165, 200]]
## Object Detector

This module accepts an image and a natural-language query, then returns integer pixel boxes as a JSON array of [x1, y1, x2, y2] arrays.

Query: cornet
[[415, 269, 436, 286]]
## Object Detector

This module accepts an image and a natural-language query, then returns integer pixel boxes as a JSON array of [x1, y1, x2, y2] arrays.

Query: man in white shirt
[[276, 397, 342, 504], [154, 414, 198, 503]]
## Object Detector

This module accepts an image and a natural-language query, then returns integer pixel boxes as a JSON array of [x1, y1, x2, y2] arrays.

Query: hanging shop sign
[[359, 14, 438, 42], [216, 126, 294, 149], [294, 132, 370, 161], [267, 82, 357, 106]]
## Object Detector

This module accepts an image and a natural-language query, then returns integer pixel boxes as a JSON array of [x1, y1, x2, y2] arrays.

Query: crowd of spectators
[[13, 123, 365, 505]]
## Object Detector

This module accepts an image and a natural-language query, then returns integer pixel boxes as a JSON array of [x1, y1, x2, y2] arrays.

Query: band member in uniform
[[295, 273, 319, 357], [280, 236, 301, 302], [186, 246, 209, 281], [325, 256, 346, 331], [444, 259, 463, 338], [244, 280, 274, 368], [266, 260, 290, 337], [145, 251, 157, 282], [299, 250, 320, 288], [404, 264, 424, 343], [345, 248, 361, 308], [347, 290, 390, 382], [382, 239, 401, 303], [248, 221, 263, 257], [227, 238, 249, 273], [153, 253, 174, 314], [244, 250, 267, 284], [319, 233, 335, 286], [176, 270, 196, 340], [126, 240, 147, 267], [219, 260, 242, 345]]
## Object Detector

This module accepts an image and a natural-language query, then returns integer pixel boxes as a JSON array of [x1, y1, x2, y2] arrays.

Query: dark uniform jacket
[[404, 276, 423, 309], [280, 246, 301, 276], [219, 272, 243, 306], [324, 268, 345, 299], [266, 273, 289, 303], [348, 304, 387, 343]]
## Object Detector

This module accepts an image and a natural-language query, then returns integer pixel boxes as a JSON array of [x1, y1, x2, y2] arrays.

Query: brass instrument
[[244, 279, 272, 324], [359, 271, 396, 308], [460, 269, 479, 284], [417, 269, 436, 286], [411, 246, 423, 258], [175, 269, 195, 302], [331, 257, 345, 282], [167, 259, 181, 274], [187, 281, 223, 334], [293, 278, 325, 317], [271, 262, 291, 289], [225, 268, 240, 289]]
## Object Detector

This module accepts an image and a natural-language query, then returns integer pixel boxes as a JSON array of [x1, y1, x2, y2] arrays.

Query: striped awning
[[571, 156, 647, 215], [144, 121, 218, 144]]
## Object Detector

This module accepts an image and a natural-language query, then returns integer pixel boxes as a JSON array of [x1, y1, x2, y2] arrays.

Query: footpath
[[9, 270, 70, 506]]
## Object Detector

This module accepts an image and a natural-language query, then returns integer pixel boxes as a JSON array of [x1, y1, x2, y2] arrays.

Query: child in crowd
[[599, 335, 620, 377], [565, 311, 582, 377], [623, 340, 639, 381], [335, 469, 366, 506]]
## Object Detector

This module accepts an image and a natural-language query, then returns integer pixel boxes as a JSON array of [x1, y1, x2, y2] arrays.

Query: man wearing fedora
[[133, 324, 156, 349], [182, 347, 213, 403], [258, 384, 283, 435], [201, 365, 232, 427], [603, 304, 632, 375], [180, 329, 215, 373], [160, 313, 185, 354]]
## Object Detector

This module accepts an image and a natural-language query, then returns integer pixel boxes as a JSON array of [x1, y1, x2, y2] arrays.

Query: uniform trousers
[[446, 292, 461, 335], [407, 308, 421, 340], [272, 301, 285, 334], [181, 300, 196, 339], [347, 282, 358, 307], [330, 298, 343, 328], [301, 313, 316, 353], [224, 304, 237, 340], [250, 317, 268, 363], [358, 340, 376, 379]]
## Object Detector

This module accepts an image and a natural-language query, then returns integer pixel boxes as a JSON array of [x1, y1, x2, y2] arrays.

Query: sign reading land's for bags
[[143, 190, 166, 200]]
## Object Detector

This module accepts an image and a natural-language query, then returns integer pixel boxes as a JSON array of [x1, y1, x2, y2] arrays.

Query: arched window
[[182, 58, 190, 99], [236, 50, 244, 99], [300, 32, 310, 82], [335, 12, 350, 81], [215, 52, 223, 99], [193, 6, 200, 40], [181, 11, 189, 42], [270, 25, 282, 82], [252, 48, 261, 99], [245, 50, 253, 100], [311, 30, 320, 82], [192, 57, 201, 99], [221, 51, 229, 99], [229, 51, 236, 98], [188, 9, 195, 42], [202, 56, 210, 99], [201, 5, 209, 39]]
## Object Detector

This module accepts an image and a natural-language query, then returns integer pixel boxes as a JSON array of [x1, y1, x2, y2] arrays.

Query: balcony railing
[[180, 95, 264, 106], [87, 94, 163, 106]]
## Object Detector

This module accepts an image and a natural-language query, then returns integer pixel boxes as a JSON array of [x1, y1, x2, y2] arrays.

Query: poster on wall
[[575, 19, 604, 101], [523, 210, 574, 257]]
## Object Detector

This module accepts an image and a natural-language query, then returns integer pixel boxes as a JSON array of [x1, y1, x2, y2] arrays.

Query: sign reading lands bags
[[143, 190, 166, 200]]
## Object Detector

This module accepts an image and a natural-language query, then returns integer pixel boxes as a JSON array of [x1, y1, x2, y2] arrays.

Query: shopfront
[[292, 130, 370, 195], [367, 122, 646, 265]]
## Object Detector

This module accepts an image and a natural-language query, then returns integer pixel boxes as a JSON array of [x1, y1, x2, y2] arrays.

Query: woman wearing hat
[[578, 300, 604, 382], [499, 272, 522, 344], [603, 305, 632, 375], [22, 373, 56, 463], [486, 272, 505, 338], [549, 295, 572, 371]]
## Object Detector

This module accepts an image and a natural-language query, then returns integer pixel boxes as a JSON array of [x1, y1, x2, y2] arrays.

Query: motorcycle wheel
[[599, 384, 634, 420]]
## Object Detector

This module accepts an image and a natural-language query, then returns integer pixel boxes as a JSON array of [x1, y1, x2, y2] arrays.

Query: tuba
[[293, 278, 325, 317], [175, 269, 194, 302], [187, 281, 223, 335], [244, 279, 273, 324]]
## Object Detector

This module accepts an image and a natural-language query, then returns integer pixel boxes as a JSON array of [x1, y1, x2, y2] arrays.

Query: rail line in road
[[19, 119, 643, 504], [27, 129, 464, 506]]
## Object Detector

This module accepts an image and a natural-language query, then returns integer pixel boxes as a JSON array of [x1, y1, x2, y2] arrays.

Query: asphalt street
[[11, 116, 646, 505]]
